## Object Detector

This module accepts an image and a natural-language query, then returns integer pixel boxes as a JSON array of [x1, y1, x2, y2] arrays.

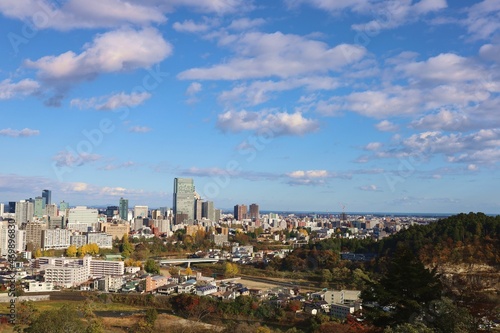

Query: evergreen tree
[[361, 245, 442, 328]]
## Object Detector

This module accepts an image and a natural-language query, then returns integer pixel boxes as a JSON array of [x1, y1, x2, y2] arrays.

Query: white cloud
[[411, 109, 471, 131], [375, 120, 399, 132], [0, 0, 166, 30], [351, 0, 446, 32], [173, 19, 213, 33], [71, 91, 151, 110], [156, 0, 252, 14], [52, 150, 101, 167], [0, 128, 40, 137], [129, 126, 152, 133], [479, 43, 500, 63], [371, 129, 500, 165], [178, 31, 366, 80], [186, 82, 202, 96], [99, 161, 135, 170], [462, 0, 500, 40], [287, 170, 329, 178], [228, 18, 265, 30], [359, 184, 381, 192], [396, 53, 485, 83], [287, 0, 446, 31], [26, 28, 172, 83], [467, 164, 478, 171], [219, 77, 338, 106], [217, 110, 319, 136], [285, 169, 330, 185], [0, 79, 39, 100], [365, 142, 382, 151], [327, 87, 422, 118]]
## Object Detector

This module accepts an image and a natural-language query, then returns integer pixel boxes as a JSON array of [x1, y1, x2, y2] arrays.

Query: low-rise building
[[196, 285, 217, 296], [145, 275, 169, 293], [25, 281, 54, 293]]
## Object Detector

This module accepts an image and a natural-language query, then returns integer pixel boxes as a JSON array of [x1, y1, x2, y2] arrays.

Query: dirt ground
[[103, 313, 224, 332]]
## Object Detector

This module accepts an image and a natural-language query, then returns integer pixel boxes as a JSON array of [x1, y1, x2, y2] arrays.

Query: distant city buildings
[[42, 189, 51, 206], [202, 201, 215, 221], [134, 205, 148, 219], [173, 178, 195, 224], [119, 197, 128, 221], [234, 204, 247, 221], [249, 203, 260, 221]]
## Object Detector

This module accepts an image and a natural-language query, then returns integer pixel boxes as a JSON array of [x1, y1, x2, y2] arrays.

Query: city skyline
[[1, 1, 500, 214]]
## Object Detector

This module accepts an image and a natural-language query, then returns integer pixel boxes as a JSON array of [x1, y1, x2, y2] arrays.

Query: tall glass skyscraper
[[42, 189, 51, 206], [119, 197, 129, 221], [173, 178, 195, 224]]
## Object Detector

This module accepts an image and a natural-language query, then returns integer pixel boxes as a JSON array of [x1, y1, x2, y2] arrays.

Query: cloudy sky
[[1, 0, 499, 214]]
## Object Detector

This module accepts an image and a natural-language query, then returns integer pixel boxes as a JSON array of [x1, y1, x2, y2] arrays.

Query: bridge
[[159, 258, 219, 267]]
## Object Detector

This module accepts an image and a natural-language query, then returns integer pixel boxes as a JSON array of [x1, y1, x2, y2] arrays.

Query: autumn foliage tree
[[224, 262, 240, 278]]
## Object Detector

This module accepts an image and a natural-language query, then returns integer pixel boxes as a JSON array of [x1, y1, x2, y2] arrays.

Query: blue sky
[[1, 0, 499, 214]]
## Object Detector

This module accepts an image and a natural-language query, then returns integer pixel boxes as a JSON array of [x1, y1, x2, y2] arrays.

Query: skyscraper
[[234, 204, 247, 221], [15, 200, 34, 226], [34, 196, 45, 218], [42, 189, 51, 206], [134, 205, 148, 218], [173, 178, 195, 224], [202, 201, 215, 221], [119, 197, 128, 221], [59, 201, 69, 217], [249, 203, 260, 221], [195, 199, 204, 221]]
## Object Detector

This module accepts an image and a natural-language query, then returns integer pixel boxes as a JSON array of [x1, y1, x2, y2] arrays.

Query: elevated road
[[159, 258, 219, 267]]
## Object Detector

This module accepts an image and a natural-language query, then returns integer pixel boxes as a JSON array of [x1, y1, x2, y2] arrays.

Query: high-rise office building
[[25, 221, 46, 250], [8, 202, 16, 214], [249, 203, 260, 221], [46, 204, 58, 218], [202, 201, 215, 221], [0, 203, 4, 215], [195, 199, 204, 221], [15, 200, 34, 226], [42, 189, 51, 206], [233, 204, 247, 221], [173, 178, 195, 224], [34, 196, 45, 218], [134, 205, 148, 218], [119, 197, 128, 221], [59, 201, 69, 216], [106, 206, 118, 219], [67, 206, 98, 232]]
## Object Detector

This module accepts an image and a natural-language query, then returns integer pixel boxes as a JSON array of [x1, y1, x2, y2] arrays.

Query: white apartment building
[[330, 303, 362, 319], [40, 256, 124, 288], [90, 259, 124, 278], [44, 264, 89, 288], [0, 221, 26, 256], [42, 229, 71, 250], [15, 200, 34, 226], [87, 233, 113, 249], [67, 222, 94, 233], [153, 219, 170, 234], [70, 234, 87, 248], [324, 290, 361, 305]]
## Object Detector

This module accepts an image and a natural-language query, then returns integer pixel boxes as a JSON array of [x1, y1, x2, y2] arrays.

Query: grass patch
[[0, 300, 145, 315]]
